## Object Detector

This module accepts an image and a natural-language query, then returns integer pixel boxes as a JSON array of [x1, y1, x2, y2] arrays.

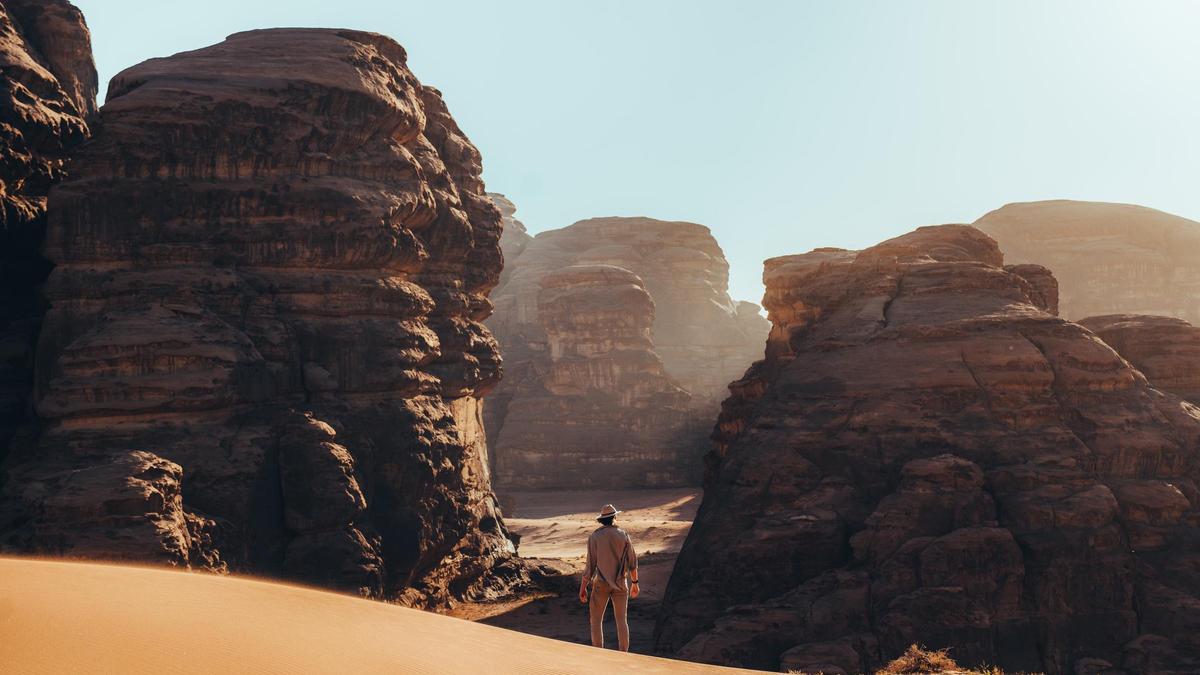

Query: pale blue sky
[[73, 1, 1200, 304]]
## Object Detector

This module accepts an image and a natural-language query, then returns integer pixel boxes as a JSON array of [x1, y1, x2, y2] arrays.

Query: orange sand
[[0, 556, 751, 674]]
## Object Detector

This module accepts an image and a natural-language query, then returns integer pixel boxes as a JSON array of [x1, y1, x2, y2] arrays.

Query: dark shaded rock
[[0, 28, 530, 606], [3, 0, 98, 119], [0, 0, 95, 464], [656, 225, 1200, 674]]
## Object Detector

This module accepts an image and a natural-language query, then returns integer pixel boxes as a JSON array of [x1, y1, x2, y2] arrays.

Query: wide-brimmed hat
[[598, 504, 620, 518]]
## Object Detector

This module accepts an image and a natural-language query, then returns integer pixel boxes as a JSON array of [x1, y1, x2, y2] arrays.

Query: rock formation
[[656, 225, 1200, 674], [1080, 314, 1200, 404], [491, 264, 703, 488], [486, 214, 768, 489], [976, 199, 1200, 322], [0, 28, 534, 606], [0, 0, 95, 465], [488, 192, 531, 289]]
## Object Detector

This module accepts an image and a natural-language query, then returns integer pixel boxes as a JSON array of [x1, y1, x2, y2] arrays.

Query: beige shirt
[[586, 525, 637, 587]]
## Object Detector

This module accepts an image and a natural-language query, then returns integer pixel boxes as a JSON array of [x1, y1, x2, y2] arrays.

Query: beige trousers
[[588, 578, 630, 651]]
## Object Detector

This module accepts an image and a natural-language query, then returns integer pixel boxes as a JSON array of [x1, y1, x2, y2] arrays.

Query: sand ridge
[[0, 556, 753, 674]]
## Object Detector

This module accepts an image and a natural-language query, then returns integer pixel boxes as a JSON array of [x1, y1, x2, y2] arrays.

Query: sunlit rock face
[[657, 225, 1200, 675], [486, 212, 768, 489], [0, 28, 533, 606], [977, 199, 1200, 323], [1080, 314, 1200, 404], [0, 0, 95, 465]]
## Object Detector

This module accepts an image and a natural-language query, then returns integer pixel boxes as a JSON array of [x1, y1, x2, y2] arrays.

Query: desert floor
[[450, 487, 701, 656], [0, 555, 754, 674]]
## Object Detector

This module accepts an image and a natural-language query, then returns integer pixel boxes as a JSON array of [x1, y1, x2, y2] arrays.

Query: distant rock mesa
[[0, 28, 533, 606], [977, 199, 1200, 323], [657, 225, 1200, 675], [486, 213, 768, 489]]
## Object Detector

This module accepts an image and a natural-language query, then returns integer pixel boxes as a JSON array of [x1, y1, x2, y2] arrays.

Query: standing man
[[578, 503, 640, 651]]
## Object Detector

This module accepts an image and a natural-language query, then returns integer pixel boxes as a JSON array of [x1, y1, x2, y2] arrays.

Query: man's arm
[[579, 536, 593, 603], [626, 534, 640, 599]]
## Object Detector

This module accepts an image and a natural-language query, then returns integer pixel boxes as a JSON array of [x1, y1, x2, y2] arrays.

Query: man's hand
[[630, 581, 641, 599], [578, 583, 589, 604]]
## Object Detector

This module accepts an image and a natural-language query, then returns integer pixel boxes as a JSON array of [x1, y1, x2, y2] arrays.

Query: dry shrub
[[875, 644, 1006, 675]]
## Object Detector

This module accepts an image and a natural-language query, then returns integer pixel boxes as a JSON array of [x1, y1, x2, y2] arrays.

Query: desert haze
[[4, 1, 1200, 673]]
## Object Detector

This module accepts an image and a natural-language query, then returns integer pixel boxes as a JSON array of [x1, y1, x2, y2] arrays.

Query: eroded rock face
[[656, 225, 1200, 674], [492, 264, 702, 488], [0, 28, 529, 606], [488, 192, 531, 289], [1080, 314, 1200, 404], [976, 200, 1200, 322], [0, 0, 95, 463], [486, 214, 768, 489]]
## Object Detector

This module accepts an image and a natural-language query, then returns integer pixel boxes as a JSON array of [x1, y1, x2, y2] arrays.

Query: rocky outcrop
[[3, 0, 98, 119], [0, 0, 95, 465], [656, 225, 1200, 674], [1080, 314, 1200, 404], [491, 264, 702, 488], [488, 192, 531, 289], [486, 214, 768, 489], [976, 200, 1200, 322], [0, 28, 532, 606]]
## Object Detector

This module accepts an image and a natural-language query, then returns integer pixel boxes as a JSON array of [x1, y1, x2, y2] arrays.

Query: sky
[[73, 0, 1200, 305]]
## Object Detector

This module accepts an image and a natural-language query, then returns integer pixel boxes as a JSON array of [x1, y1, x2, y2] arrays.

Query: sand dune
[[0, 557, 752, 674]]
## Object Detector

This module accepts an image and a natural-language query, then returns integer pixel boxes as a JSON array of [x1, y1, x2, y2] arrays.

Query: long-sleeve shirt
[[585, 525, 637, 587]]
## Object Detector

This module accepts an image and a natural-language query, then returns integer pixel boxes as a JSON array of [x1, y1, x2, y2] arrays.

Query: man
[[578, 503, 639, 651]]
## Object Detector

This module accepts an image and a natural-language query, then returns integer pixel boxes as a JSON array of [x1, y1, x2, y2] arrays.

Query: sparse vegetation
[[874, 644, 1005, 675], [789, 644, 1015, 675]]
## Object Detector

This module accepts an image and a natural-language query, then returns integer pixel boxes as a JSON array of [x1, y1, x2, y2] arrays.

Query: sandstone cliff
[[491, 264, 703, 488], [0, 28, 532, 606], [486, 214, 768, 489], [0, 0, 95, 465], [1080, 314, 1200, 404], [976, 200, 1200, 322], [489, 192, 532, 289], [656, 225, 1200, 675]]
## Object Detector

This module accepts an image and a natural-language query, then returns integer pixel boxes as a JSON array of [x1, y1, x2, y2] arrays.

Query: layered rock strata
[[488, 192, 531, 289], [486, 214, 768, 488], [0, 0, 95, 463], [976, 200, 1200, 322], [0, 28, 530, 606], [1080, 314, 1200, 404], [656, 225, 1200, 675], [492, 264, 702, 488]]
